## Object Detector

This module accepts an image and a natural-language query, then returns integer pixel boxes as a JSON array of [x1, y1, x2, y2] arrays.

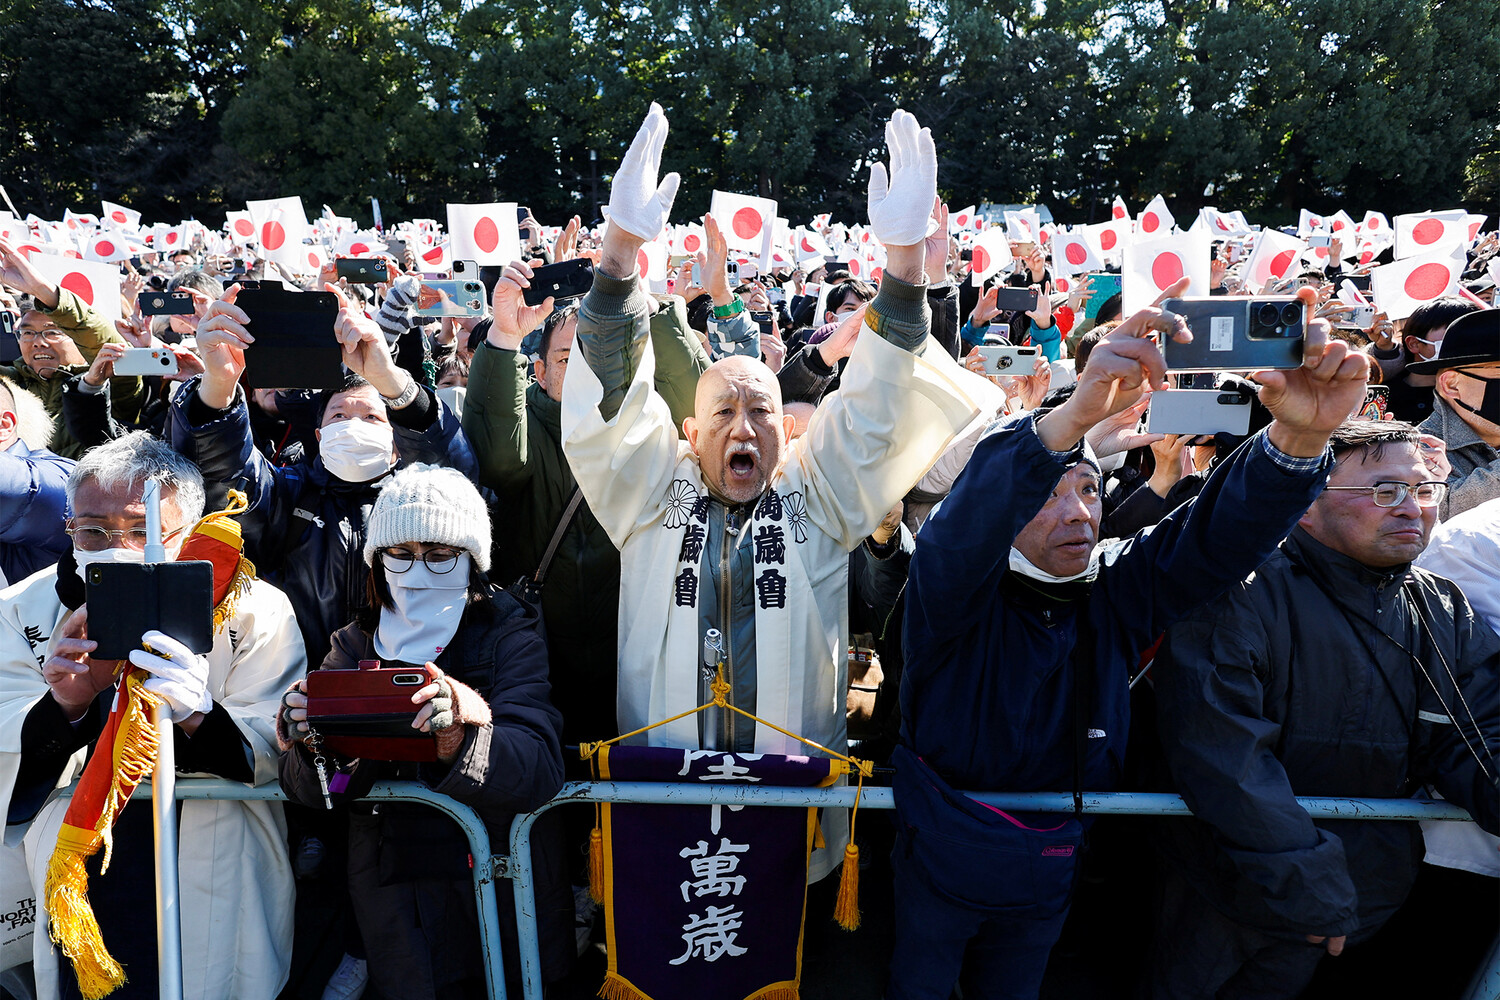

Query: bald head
[[684, 356, 794, 505]]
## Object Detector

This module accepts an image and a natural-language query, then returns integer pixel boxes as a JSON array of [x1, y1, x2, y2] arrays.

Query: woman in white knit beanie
[[275, 463, 573, 994]]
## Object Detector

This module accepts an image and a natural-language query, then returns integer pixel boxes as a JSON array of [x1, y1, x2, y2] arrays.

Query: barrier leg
[[1462, 930, 1500, 1000]]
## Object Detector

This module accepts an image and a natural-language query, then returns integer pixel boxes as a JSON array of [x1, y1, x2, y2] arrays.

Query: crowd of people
[[2, 103, 1498, 1000]]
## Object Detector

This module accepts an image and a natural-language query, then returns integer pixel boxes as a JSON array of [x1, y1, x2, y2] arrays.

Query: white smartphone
[[1333, 305, 1376, 330], [113, 347, 180, 377], [976, 344, 1039, 375], [451, 259, 478, 279], [1146, 389, 1253, 436]]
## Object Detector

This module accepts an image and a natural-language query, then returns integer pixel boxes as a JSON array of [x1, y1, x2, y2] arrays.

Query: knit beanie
[[363, 464, 492, 572]]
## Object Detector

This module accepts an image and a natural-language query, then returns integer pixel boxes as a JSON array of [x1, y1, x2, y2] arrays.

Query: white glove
[[866, 108, 939, 248], [606, 102, 681, 242], [130, 630, 213, 724]]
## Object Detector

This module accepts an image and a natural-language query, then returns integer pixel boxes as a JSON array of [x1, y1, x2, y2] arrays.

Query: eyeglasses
[[1321, 481, 1449, 508], [381, 546, 464, 573], [66, 523, 188, 551], [17, 328, 67, 342]]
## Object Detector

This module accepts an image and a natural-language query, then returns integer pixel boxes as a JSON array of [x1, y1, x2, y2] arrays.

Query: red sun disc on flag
[[1141, 212, 1160, 234], [870, 267, 883, 283], [95, 240, 116, 258], [1367, 217, 1381, 230], [1112, 205, 1126, 220], [1271, 249, 1297, 278], [1065, 243, 1088, 266], [956, 214, 970, 227], [60, 272, 94, 304], [1310, 217, 1322, 228], [350, 242, 370, 255], [1360, 250, 1374, 264], [1332, 220, 1347, 231], [1039, 229, 1050, 245], [262, 222, 286, 250], [972, 246, 991, 274], [422, 245, 444, 264], [848, 258, 863, 277], [473, 217, 500, 254], [1468, 221, 1483, 241], [110, 211, 127, 224], [1151, 252, 1184, 289], [307, 251, 320, 269], [1404, 263, 1451, 300], [1312, 246, 1329, 260], [1056, 276, 1071, 293], [731, 208, 763, 241], [1100, 229, 1118, 251], [234, 219, 255, 237], [166, 231, 180, 245], [1411, 219, 1444, 245], [637, 249, 650, 279], [683, 234, 701, 252]]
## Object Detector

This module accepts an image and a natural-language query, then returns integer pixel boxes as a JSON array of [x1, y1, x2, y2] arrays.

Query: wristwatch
[[382, 375, 420, 410], [712, 296, 746, 320]]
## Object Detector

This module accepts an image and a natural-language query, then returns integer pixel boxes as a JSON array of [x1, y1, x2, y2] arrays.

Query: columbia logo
[[1041, 846, 1075, 858]]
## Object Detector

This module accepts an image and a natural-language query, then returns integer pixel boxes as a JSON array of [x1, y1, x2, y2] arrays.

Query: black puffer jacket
[[1154, 527, 1500, 942]]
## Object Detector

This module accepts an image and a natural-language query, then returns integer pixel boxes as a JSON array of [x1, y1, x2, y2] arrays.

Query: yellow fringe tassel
[[44, 850, 127, 999], [746, 986, 800, 1000], [588, 823, 605, 904], [833, 843, 861, 931], [597, 971, 650, 1000]]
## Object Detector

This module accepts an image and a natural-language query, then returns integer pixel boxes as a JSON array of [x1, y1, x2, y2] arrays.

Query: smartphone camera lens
[[1280, 304, 1303, 328], [1257, 304, 1281, 327]]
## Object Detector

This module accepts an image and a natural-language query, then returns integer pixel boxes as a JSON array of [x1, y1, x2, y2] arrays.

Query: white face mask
[[1008, 546, 1101, 585], [319, 418, 396, 483], [72, 545, 145, 585], [374, 553, 471, 665]]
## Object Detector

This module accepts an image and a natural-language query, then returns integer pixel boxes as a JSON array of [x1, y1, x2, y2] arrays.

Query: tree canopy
[[2, 0, 1496, 227]]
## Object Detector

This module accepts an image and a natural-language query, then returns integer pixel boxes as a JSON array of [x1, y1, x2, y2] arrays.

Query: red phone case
[[305, 659, 438, 762]]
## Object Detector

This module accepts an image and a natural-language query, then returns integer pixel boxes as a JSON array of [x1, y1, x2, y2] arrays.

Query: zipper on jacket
[[718, 505, 739, 750]]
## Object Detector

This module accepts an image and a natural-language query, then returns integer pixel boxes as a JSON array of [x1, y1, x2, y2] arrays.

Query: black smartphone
[[0, 312, 19, 364], [236, 281, 346, 390], [1344, 273, 1373, 292], [750, 310, 773, 336], [384, 238, 407, 263], [85, 561, 214, 660], [516, 206, 531, 223], [522, 258, 595, 307], [335, 258, 389, 284], [1162, 297, 1307, 373], [993, 287, 1040, 312], [139, 291, 195, 316]]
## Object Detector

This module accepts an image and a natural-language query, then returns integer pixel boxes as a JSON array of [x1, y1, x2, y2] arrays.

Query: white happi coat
[[563, 323, 979, 878], [0, 565, 306, 1000]]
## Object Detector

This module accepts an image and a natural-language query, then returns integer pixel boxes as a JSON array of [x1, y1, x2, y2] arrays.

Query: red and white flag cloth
[[255, 208, 312, 269], [949, 206, 978, 232], [30, 254, 122, 322], [446, 203, 520, 266], [968, 230, 1014, 287], [1463, 214, 1489, 244], [1298, 209, 1329, 238], [810, 213, 831, 230], [794, 227, 832, 261], [709, 191, 778, 256], [417, 239, 450, 272], [1370, 247, 1465, 320], [247, 196, 309, 237], [1122, 231, 1209, 313], [1337, 279, 1372, 308], [63, 210, 98, 231], [1196, 208, 1248, 238], [1005, 210, 1041, 244], [1088, 219, 1132, 262], [298, 244, 328, 275], [1357, 211, 1390, 239], [336, 231, 388, 256], [100, 201, 141, 230], [1137, 195, 1174, 236], [1327, 210, 1357, 239], [84, 232, 140, 263], [225, 211, 258, 244], [1111, 195, 1130, 224], [153, 223, 190, 254], [1394, 211, 1468, 260], [673, 224, 707, 257], [1052, 229, 1102, 275], [1242, 229, 1306, 292], [635, 241, 669, 283]]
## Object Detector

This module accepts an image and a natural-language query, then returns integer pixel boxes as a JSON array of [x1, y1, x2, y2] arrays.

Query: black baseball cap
[[1405, 308, 1500, 375]]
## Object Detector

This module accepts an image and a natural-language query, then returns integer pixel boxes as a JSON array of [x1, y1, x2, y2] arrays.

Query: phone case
[[335, 258, 389, 283], [85, 561, 215, 660], [112, 348, 180, 376], [1161, 297, 1306, 373], [414, 280, 486, 318], [993, 287, 1039, 312], [1145, 389, 1254, 436], [305, 660, 439, 761], [977, 345, 1038, 375], [236, 282, 345, 390], [522, 260, 595, 307], [139, 292, 195, 316]]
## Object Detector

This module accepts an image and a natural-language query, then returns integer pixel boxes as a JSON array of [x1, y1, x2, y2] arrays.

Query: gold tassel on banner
[[588, 805, 606, 904], [598, 970, 651, 1000], [834, 763, 872, 931]]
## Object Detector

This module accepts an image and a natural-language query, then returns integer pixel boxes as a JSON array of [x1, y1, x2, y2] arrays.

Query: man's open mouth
[[727, 450, 758, 479]]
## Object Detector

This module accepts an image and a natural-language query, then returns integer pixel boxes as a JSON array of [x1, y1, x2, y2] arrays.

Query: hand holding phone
[[139, 291, 195, 316]]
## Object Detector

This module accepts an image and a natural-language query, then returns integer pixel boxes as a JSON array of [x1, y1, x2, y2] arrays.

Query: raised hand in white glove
[[130, 630, 213, 724], [606, 102, 681, 242], [866, 108, 939, 248]]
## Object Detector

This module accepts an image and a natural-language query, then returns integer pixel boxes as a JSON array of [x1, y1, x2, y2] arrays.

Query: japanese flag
[[1122, 231, 1209, 313], [417, 239, 450, 272], [635, 241, 668, 283], [30, 254, 122, 323], [969, 230, 1013, 287], [1052, 230, 1102, 275], [1005, 211, 1041, 244], [1358, 211, 1390, 238], [1111, 195, 1130, 223], [1241, 229, 1306, 292], [1395, 211, 1468, 260], [1370, 247, 1464, 320], [300, 245, 328, 275], [225, 211, 258, 244], [1327, 210, 1356, 238], [256, 208, 312, 268], [810, 213, 831, 230], [247, 196, 309, 245], [674, 224, 707, 256], [154, 223, 190, 253], [84, 232, 139, 263], [1351, 239, 1384, 267], [446, 203, 520, 266], [795, 227, 832, 261], [844, 256, 870, 281], [337, 231, 388, 256], [1196, 207, 1242, 239], [950, 205, 978, 232], [63, 210, 98, 231], [1088, 219, 1132, 262], [709, 190, 778, 256], [1298, 209, 1329, 238], [101, 201, 140, 230], [1463, 214, 1489, 244], [1137, 195, 1174, 236]]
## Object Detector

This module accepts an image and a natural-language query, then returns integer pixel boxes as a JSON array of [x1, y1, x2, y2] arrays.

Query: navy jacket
[[902, 414, 1330, 795], [0, 438, 74, 584], [168, 377, 478, 664]]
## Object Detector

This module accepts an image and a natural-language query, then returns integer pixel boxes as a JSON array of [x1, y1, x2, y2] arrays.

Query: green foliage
[[0, 0, 1495, 226]]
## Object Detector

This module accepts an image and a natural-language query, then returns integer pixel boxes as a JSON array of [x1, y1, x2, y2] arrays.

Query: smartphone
[[0, 312, 19, 364], [993, 287, 1040, 313], [766, 286, 785, 306], [516, 206, 531, 224], [304, 658, 440, 762], [384, 238, 407, 263], [1145, 389, 1254, 436], [113, 347, 180, 376], [1307, 235, 1332, 248], [522, 258, 594, 307], [750, 310, 773, 336], [1161, 297, 1307, 373], [1333, 304, 1377, 330], [236, 281, 345, 390], [1082, 272, 1123, 322], [414, 279, 486, 318], [85, 561, 214, 660], [335, 258, 389, 284], [727, 261, 741, 282], [139, 291, 195, 316], [1344, 274, 1373, 292], [976, 344, 1039, 375], [690, 263, 704, 288], [451, 259, 478, 279], [1356, 385, 1391, 421]]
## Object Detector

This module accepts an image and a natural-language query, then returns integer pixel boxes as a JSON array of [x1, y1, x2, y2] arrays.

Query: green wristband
[[712, 297, 745, 319]]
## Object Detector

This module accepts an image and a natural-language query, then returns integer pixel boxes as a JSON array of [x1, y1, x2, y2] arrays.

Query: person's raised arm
[[862, 109, 938, 355]]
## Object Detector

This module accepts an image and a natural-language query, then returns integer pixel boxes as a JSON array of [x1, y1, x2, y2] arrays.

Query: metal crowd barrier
[[74, 779, 1493, 1000]]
